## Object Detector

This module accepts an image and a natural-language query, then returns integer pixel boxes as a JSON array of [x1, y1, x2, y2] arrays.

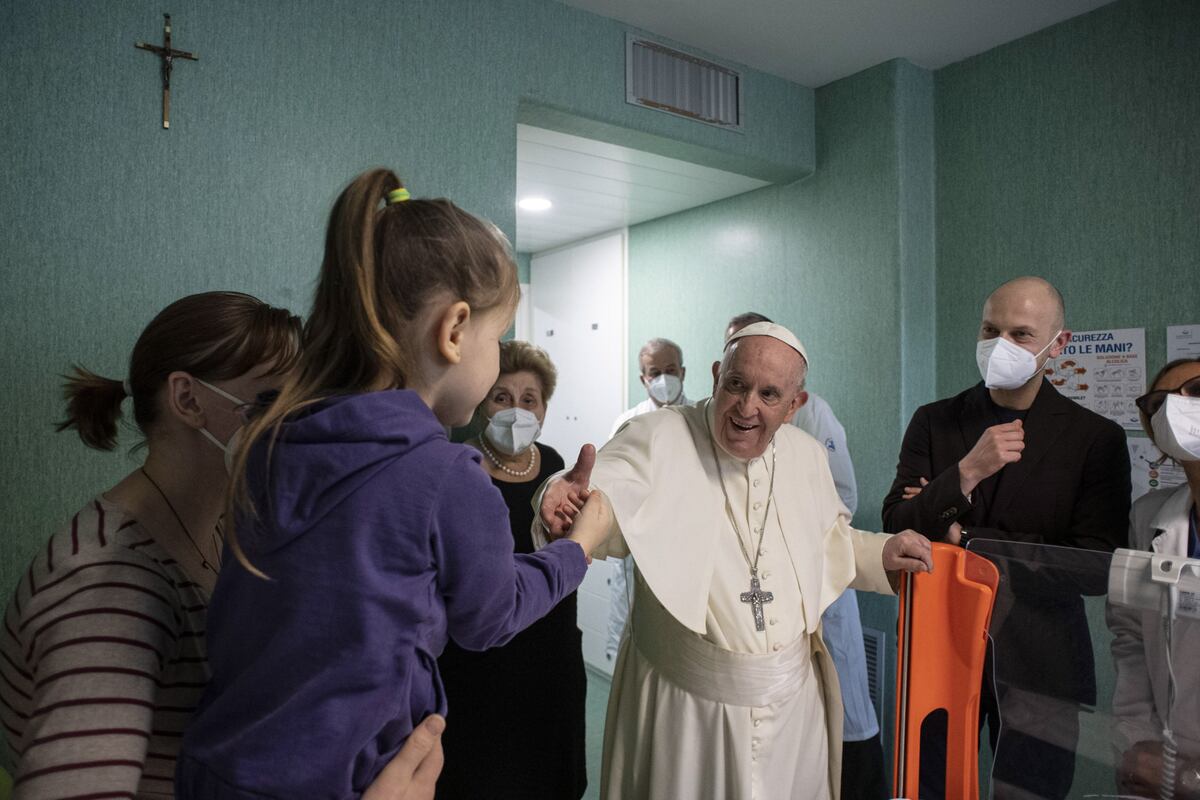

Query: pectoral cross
[[740, 572, 774, 632], [135, 14, 198, 129]]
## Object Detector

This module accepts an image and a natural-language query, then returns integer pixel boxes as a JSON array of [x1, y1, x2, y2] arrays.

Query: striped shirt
[[1, 497, 209, 799]]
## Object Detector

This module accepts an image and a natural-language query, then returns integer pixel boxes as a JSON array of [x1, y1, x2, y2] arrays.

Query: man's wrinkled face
[[711, 337, 806, 460]]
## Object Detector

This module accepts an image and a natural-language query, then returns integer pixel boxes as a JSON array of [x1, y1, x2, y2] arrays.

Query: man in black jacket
[[883, 276, 1130, 799]]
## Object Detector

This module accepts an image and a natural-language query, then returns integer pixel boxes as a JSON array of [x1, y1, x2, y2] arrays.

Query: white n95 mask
[[199, 425, 244, 476], [647, 373, 683, 405], [484, 407, 542, 455], [976, 332, 1060, 390], [1151, 394, 1200, 462]]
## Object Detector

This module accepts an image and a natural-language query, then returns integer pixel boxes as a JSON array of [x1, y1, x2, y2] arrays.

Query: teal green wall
[[516, 251, 532, 284], [935, 0, 1200, 395], [0, 0, 813, 602]]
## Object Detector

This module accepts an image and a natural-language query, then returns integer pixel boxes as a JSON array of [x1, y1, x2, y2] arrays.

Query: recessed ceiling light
[[518, 197, 552, 212]]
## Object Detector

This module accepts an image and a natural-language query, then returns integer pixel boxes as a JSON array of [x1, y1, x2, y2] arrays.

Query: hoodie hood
[[242, 390, 448, 553]]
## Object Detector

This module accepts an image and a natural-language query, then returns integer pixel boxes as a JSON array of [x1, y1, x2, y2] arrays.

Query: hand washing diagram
[[1047, 328, 1145, 430]]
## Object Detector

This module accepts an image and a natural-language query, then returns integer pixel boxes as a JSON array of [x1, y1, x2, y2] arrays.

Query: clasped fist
[[882, 530, 933, 574], [959, 420, 1024, 495]]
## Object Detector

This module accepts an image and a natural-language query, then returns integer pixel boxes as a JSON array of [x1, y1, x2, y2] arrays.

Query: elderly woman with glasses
[[436, 339, 588, 800], [1108, 356, 1200, 800]]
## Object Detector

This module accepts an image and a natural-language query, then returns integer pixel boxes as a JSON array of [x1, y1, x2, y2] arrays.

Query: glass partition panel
[[960, 539, 1200, 800]]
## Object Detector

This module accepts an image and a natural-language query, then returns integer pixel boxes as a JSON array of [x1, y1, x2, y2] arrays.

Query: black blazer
[[882, 379, 1131, 702]]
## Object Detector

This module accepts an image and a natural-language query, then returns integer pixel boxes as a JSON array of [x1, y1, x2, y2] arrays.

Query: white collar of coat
[[1150, 482, 1196, 555]]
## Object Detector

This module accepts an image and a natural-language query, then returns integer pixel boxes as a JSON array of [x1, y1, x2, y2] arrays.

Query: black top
[[436, 442, 588, 800], [985, 391, 1029, 425], [882, 379, 1130, 703]]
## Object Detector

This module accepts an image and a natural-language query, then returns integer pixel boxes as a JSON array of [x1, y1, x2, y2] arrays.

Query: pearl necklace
[[478, 437, 538, 477]]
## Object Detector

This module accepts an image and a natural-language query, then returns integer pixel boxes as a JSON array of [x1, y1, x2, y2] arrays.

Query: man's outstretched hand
[[539, 444, 596, 537]]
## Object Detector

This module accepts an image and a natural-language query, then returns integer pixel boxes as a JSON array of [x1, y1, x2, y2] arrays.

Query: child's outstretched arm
[[433, 449, 590, 651]]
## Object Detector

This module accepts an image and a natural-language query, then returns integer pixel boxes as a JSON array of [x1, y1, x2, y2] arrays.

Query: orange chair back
[[893, 543, 999, 800]]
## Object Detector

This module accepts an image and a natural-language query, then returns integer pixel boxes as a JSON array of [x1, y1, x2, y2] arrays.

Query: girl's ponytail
[[309, 168, 409, 390]]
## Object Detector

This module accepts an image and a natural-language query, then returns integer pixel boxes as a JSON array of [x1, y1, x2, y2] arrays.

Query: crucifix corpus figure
[[135, 13, 198, 129], [536, 320, 934, 800]]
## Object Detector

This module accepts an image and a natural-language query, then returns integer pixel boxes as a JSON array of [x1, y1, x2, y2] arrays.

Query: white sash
[[630, 575, 813, 708]]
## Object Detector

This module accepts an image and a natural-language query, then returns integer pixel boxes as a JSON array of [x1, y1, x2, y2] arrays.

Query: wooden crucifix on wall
[[135, 14, 198, 129]]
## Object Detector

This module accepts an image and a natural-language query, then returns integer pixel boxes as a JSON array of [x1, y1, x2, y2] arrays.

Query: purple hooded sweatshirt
[[176, 390, 587, 798]]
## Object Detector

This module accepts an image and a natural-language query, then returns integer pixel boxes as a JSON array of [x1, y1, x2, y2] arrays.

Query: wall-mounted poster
[[1128, 437, 1188, 502], [1167, 324, 1200, 361], [1048, 328, 1145, 430]]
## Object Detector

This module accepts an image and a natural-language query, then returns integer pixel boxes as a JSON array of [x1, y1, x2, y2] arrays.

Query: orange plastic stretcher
[[893, 542, 1000, 800]]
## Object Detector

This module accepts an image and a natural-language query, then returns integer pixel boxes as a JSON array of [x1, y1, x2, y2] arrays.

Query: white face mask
[[1151, 394, 1200, 462], [647, 373, 683, 405], [975, 331, 1061, 390], [195, 379, 249, 475], [484, 407, 542, 455], [200, 426, 244, 475]]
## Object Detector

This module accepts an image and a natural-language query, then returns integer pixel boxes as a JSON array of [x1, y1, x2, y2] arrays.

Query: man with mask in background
[[607, 338, 691, 664], [882, 276, 1130, 800]]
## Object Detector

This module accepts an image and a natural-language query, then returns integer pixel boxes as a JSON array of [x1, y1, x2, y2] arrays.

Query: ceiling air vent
[[626, 35, 742, 131]]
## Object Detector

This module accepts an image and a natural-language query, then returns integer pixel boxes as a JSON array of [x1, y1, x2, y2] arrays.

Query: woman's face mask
[[646, 373, 683, 405], [976, 331, 1061, 390], [1151, 393, 1200, 463], [195, 378, 250, 474], [484, 407, 542, 455]]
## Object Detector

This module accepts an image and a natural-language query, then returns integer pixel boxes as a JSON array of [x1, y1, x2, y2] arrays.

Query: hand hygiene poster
[[1048, 328, 1145, 430]]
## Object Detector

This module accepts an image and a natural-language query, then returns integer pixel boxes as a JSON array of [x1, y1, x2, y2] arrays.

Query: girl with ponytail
[[176, 170, 609, 798]]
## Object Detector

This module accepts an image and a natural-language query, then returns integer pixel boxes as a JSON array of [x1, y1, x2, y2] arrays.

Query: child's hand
[[566, 489, 611, 559]]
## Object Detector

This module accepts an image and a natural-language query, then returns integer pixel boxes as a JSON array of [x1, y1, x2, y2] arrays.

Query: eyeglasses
[[226, 392, 281, 424], [240, 390, 281, 423], [1134, 375, 1200, 417]]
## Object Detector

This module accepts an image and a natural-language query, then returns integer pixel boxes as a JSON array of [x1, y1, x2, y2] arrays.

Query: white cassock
[[539, 398, 894, 800]]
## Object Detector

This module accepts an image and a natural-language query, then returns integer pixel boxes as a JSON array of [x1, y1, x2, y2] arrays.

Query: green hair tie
[[387, 187, 411, 204]]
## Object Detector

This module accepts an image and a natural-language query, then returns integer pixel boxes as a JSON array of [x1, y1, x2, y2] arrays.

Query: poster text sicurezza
[[1048, 328, 1145, 430]]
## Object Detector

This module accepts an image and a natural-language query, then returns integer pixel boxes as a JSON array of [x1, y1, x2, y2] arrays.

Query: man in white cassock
[[538, 321, 933, 800]]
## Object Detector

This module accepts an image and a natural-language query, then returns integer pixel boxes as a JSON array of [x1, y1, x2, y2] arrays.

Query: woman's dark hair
[[57, 291, 302, 450]]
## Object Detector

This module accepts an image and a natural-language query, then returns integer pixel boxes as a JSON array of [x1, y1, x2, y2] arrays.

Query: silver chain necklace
[[478, 437, 538, 477], [707, 427, 777, 632], [139, 467, 222, 574]]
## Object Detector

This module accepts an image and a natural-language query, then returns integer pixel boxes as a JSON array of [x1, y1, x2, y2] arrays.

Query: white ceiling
[[557, 0, 1116, 87], [515, 124, 769, 254], [516, 0, 1116, 252]]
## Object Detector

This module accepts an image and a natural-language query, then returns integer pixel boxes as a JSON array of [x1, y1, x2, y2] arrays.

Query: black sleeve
[[539, 443, 566, 475], [962, 420, 1131, 553], [882, 405, 973, 539]]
